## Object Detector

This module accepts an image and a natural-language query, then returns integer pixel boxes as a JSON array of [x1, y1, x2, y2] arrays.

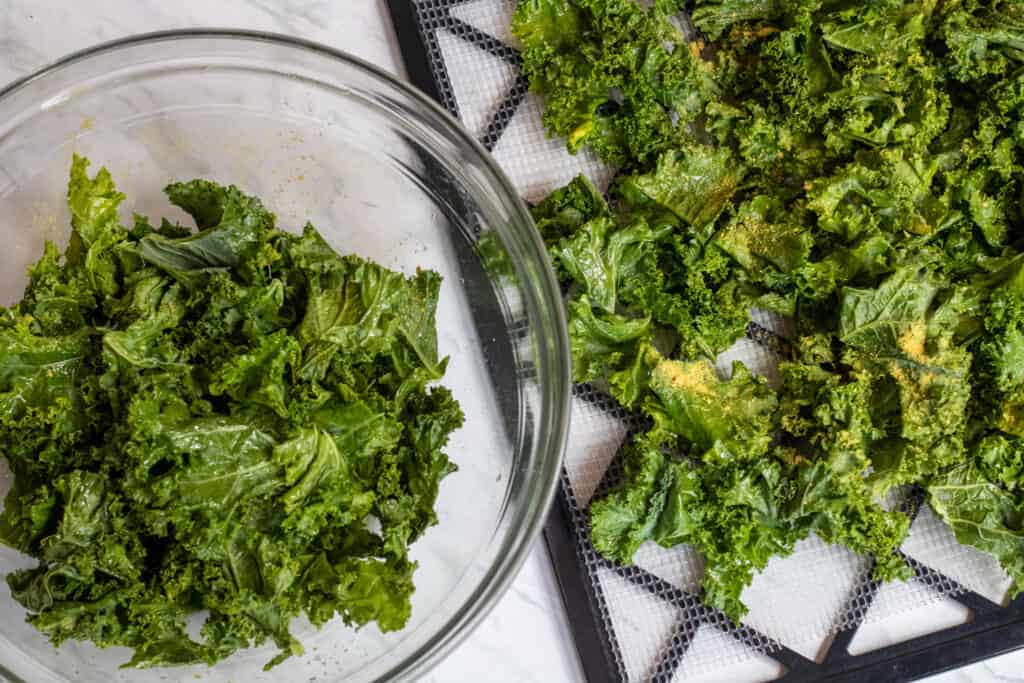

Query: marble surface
[[0, 2, 1021, 682]]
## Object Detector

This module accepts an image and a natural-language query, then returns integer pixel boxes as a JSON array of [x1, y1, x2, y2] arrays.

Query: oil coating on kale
[[0, 156, 464, 669]]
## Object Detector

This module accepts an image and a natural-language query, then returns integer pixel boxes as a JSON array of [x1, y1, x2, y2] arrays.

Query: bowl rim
[[0, 28, 571, 683]]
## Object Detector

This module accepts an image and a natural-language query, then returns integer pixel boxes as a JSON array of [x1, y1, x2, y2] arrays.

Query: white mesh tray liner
[[408, 1, 1013, 680]]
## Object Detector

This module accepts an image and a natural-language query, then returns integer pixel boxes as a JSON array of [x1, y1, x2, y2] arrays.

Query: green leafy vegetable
[[0, 156, 464, 669], [517, 0, 1024, 619]]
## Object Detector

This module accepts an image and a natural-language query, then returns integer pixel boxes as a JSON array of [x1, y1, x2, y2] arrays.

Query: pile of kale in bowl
[[0, 156, 463, 669]]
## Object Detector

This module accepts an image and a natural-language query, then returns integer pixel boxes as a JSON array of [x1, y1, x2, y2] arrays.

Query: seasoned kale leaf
[[591, 352, 909, 618], [0, 156, 464, 669], [518, 0, 1024, 619]]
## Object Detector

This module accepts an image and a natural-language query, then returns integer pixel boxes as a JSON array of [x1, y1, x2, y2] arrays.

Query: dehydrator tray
[[385, 2, 1024, 681]]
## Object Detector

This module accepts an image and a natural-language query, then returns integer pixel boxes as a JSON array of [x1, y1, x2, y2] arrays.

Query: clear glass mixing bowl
[[0, 30, 570, 683]]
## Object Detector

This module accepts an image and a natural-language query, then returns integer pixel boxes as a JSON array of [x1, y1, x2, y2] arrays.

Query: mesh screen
[[405, 1, 1014, 680]]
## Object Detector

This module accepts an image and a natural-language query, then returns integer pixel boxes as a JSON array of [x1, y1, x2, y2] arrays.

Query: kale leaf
[[518, 0, 1024, 618], [0, 156, 463, 669]]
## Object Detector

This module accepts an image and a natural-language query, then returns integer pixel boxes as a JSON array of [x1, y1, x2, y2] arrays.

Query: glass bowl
[[0, 30, 569, 683]]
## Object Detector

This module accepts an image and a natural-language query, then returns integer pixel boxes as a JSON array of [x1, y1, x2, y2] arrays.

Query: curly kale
[[512, 0, 718, 167], [517, 0, 1024, 618], [0, 156, 463, 668]]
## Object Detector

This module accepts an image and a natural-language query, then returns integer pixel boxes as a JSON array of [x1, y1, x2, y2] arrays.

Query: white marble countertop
[[0, 2, 1022, 682]]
